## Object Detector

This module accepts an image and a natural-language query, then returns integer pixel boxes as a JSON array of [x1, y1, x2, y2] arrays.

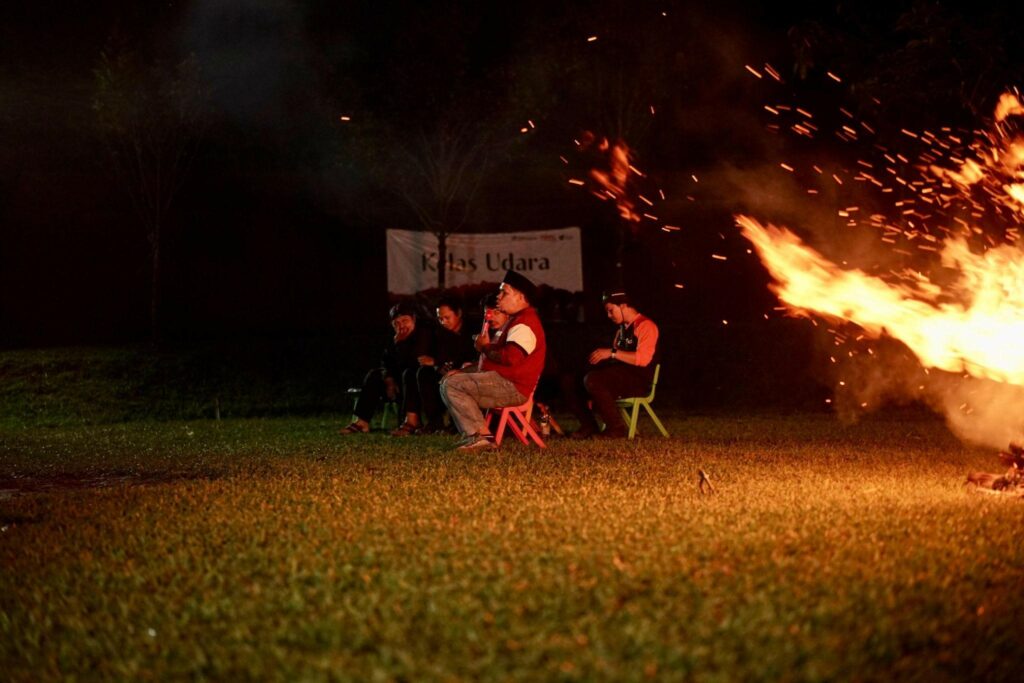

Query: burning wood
[[698, 469, 716, 495], [967, 443, 1024, 496]]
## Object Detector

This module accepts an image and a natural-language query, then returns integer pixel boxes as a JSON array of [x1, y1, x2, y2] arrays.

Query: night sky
[[2, 0, 1020, 347]]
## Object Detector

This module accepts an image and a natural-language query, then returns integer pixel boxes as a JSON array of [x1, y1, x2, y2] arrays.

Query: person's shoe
[[455, 432, 480, 446], [339, 422, 370, 435], [456, 434, 497, 451], [390, 422, 420, 437], [595, 427, 627, 439]]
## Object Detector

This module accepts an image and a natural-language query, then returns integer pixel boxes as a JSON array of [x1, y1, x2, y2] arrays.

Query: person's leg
[[584, 365, 651, 436], [350, 369, 384, 427], [440, 371, 524, 437], [397, 367, 421, 430], [560, 369, 599, 436], [417, 365, 444, 430]]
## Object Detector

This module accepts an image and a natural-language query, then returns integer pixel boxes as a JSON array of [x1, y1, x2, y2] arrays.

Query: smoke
[[714, 160, 911, 276], [829, 334, 1024, 449], [181, 0, 313, 127]]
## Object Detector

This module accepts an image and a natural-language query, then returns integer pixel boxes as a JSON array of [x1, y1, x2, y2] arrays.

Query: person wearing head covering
[[439, 271, 546, 450], [567, 290, 659, 439], [340, 301, 434, 435], [414, 294, 478, 433]]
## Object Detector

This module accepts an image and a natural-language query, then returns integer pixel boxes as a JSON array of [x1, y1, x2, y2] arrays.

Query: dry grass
[[2, 413, 1022, 681]]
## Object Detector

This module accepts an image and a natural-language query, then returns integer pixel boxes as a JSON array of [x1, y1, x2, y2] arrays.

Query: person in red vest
[[440, 271, 546, 450], [568, 290, 660, 439]]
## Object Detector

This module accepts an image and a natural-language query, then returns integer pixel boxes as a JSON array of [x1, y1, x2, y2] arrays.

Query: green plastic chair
[[616, 364, 669, 439]]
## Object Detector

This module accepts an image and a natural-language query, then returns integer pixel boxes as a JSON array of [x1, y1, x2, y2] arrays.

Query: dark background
[[3, 0, 1022, 410]]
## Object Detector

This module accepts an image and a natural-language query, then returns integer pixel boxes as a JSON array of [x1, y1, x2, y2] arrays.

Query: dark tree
[[346, 113, 499, 290], [510, 4, 690, 287], [789, 3, 1024, 124], [330, 3, 532, 291], [93, 47, 208, 343]]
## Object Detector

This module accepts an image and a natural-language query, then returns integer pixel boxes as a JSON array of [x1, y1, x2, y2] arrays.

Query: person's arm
[[632, 318, 658, 366], [588, 327, 622, 365], [479, 341, 527, 365], [615, 319, 658, 366], [478, 322, 534, 366], [460, 328, 480, 366], [588, 319, 658, 366]]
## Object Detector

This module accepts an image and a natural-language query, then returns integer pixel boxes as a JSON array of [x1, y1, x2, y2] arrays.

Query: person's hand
[[418, 355, 435, 366], [588, 348, 613, 364], [384, 377, 399, 400], [474, 326, 490, 352]]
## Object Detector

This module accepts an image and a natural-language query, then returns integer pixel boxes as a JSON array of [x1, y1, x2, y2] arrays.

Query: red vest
[[482, 306, 546, 397]]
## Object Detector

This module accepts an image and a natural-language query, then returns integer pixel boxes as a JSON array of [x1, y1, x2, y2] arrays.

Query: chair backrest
[[643, 364, 661, 402]]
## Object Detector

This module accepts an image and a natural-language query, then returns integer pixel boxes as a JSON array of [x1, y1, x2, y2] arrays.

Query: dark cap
[[602, 290, 631, 306], [501, 270, 537, 304], [389, 302, 417, 320]]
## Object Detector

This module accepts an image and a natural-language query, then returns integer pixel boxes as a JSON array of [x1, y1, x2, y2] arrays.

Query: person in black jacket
[[340, 302, 433, 435], [413, 295, 477, 433]]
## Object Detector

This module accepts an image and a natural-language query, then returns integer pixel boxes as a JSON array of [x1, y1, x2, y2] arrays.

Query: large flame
[[740, 91, 1024, 392], [738, 215, 1024, 385]]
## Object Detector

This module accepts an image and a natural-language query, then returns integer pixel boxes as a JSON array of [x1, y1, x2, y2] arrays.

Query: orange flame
[[581, 133, 641, 224], [738, 215, 1024, 385], [929, 93, 1024, 218], [739, 92, 1024, 389]]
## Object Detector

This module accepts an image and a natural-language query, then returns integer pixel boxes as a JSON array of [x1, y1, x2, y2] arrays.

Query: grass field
[[2, 412, 1023, 681]]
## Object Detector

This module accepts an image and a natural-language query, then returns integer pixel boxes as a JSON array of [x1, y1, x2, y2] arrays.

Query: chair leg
[[507, 411, 529, 445], [643, 402, 669, 437], [626, 402, 641, 439], [374, 402, 398, 430], [493, 409, 511, 445], [516, 412, 546, 448], [547, 413, 564, 436], [619, 404, 635, 438]]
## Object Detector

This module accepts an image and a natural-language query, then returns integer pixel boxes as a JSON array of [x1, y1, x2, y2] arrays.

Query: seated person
[[340, 302, 433, 435], [566, 290, 659, 439], [480, 291, 510, 344], [414, 295, 478, 433], [440, 271, 546, 450]]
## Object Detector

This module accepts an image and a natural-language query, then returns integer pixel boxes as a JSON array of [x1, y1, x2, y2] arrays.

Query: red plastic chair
[[486, 392, 546, 448]]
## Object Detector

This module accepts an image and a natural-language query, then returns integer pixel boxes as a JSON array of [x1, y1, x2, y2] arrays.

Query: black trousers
[[354, 368, 423, 422], [416, 365, 446, 427], [562, 362, 652, 431]]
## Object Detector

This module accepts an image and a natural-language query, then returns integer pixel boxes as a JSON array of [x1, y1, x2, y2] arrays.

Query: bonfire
[[968, 443, 1024, 494]]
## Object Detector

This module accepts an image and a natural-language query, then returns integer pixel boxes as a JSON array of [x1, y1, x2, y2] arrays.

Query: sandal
[[390, 422, 420, 437], [339, 422, 370, 435]]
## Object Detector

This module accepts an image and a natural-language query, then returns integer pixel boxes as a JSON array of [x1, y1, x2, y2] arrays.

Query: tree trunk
[[437, 232, 447, 289], [614, 220, 626, 289], [150, 220, 162, 345]]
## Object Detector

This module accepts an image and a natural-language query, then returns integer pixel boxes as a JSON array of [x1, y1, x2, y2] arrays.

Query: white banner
[[386, 228, 583, 294]]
